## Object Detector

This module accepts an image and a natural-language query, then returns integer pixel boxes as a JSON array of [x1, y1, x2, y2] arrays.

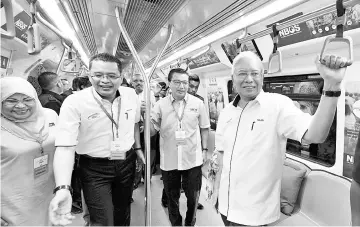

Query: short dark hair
[[168, 68, 188, 82], [38, 72, 58, 90], [158, 82, 167, 90], [72, 77, 91, 90], [89, 53, 122, 73], [189, 74, 200, 84], [121, 78, 130, 87]]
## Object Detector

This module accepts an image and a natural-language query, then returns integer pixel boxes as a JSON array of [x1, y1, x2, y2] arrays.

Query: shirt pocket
[[124, 108, 136, 123], [250, 117, 268, 143], [183, 109, 199, 133]]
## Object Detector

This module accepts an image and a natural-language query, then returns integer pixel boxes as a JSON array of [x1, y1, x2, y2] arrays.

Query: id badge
[[110, 140, 126, 160], [33, 154, 49, 178], [175, 130, 186, 146]]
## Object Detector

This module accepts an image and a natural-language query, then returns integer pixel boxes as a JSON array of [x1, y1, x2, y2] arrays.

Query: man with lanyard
[[160, 73, 206, 210], [212, 51, 351, 226], [150, 68, 210, 226], [48, 53, 145, 226]]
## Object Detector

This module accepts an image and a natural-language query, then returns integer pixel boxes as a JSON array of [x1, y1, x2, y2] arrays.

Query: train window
[[263, 76, 336, 167]]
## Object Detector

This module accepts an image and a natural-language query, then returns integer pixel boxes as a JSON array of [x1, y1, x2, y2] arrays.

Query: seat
[[275, 170, 352, 226]]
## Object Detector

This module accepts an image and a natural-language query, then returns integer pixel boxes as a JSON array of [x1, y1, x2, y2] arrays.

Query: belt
[[80, 149, 135, 160]]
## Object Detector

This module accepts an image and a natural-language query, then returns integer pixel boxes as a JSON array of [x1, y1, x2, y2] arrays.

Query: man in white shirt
[[212, 51, 350, 226], [48, 53, 144, 226], [150, 68, 210, 226]]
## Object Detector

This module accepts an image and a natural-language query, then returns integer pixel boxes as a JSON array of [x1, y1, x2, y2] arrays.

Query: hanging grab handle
[[27, 1, 41, 55], [268, 23, 282, 75], [1, 0, 16, 39], [320, 0, 353, 67]]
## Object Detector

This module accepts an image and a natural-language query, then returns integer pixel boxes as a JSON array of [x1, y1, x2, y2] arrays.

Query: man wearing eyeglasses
[[150, 68, 210, 226], [212, 51, 350, 226], [49, 53, 145, 226]]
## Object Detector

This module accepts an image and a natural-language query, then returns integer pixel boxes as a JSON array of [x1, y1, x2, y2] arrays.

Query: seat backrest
[[297, 170, 352, 226]]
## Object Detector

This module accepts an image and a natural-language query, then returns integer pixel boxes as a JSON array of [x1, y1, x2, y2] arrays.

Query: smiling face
[[232, 52, 264, 102], [89, 60, 122, 101], [2, 93, 36, 120]]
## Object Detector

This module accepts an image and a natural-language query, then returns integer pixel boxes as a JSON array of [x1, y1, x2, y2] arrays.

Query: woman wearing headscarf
[[1, 77, 60, 226]]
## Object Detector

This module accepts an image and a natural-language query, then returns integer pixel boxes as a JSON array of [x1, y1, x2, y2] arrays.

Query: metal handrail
[[35, 12, 74, 50], [1, 0, 15, 39], [115, 6, 173, 226], [319, 0, 354, 67], [238, 0, 359, 50]]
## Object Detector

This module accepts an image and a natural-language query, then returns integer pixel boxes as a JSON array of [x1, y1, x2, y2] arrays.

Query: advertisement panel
[[343, 81, 360, 178], [207, 77, 225, 130], [188, 48, 220, 70], [1, 10, 50, 49], [269, 4, 360, 47]]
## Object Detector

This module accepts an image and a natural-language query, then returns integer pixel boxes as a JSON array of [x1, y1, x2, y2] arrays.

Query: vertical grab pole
[[115, 7, 173, 226]]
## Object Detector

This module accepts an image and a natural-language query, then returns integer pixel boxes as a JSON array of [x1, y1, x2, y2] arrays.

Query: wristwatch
[[322, 90, 341, 97], [53, 185, 73, 195]]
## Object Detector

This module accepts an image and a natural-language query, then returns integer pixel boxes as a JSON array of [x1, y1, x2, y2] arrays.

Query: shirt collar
[[232, 89, 266, 107], [170, 93, 188, 103], [92, 87, 121, 103]]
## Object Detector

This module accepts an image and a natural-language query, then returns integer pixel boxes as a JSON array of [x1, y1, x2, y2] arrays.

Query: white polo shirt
[[55, 87, 140, 158], [216, 90, 312, 225]]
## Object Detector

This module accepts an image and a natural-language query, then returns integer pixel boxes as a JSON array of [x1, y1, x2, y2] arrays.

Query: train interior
[[1, 0, 360, 226]]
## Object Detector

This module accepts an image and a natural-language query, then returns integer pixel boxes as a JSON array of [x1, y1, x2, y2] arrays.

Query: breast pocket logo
[[189, 108, 198, 113], [88, 113, 100, 120]]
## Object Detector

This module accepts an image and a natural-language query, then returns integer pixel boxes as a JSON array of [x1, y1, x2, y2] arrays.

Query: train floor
[[70, 170, 224, 226]]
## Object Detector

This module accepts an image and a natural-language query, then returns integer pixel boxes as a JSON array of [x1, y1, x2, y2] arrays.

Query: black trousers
[[71, 153, 82, 204], [79, 150, 137, 226], [162, 165, 202, 226]]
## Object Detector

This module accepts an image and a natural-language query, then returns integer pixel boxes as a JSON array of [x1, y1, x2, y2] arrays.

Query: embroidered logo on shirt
[[257, 119, 264, 122], [188, 108, 198, 113], [49, 123, 55, 127], [88, 113, 101, 120]]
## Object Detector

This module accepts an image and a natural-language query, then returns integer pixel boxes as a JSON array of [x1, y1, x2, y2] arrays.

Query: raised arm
[[303, 55, 348, 143]]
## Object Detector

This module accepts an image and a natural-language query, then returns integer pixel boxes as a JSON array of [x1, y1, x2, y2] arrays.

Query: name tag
[[110, 140, 126, 160], [34, 154, 49, 178], [175, 130, 186, 146]]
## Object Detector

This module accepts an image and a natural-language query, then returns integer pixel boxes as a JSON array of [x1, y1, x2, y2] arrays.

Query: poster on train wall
[[221, 39, 262, 63], [343, 81, 360, 178], [268, 3, 360, 47], [207, 77, 225, 130], [1, 10, 50, 49], [188, 48, 220, 70]]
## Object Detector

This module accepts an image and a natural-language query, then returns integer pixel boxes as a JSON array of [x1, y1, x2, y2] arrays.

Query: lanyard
[[92, 89, 121, 138], [15, 122, 45, 154], [170, 96, 187, 129]]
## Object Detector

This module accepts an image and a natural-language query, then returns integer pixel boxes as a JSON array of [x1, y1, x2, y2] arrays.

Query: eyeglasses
[[235, 71, 262, 78], [91, 73, 121, 80], [172, 80, 189, 87]]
